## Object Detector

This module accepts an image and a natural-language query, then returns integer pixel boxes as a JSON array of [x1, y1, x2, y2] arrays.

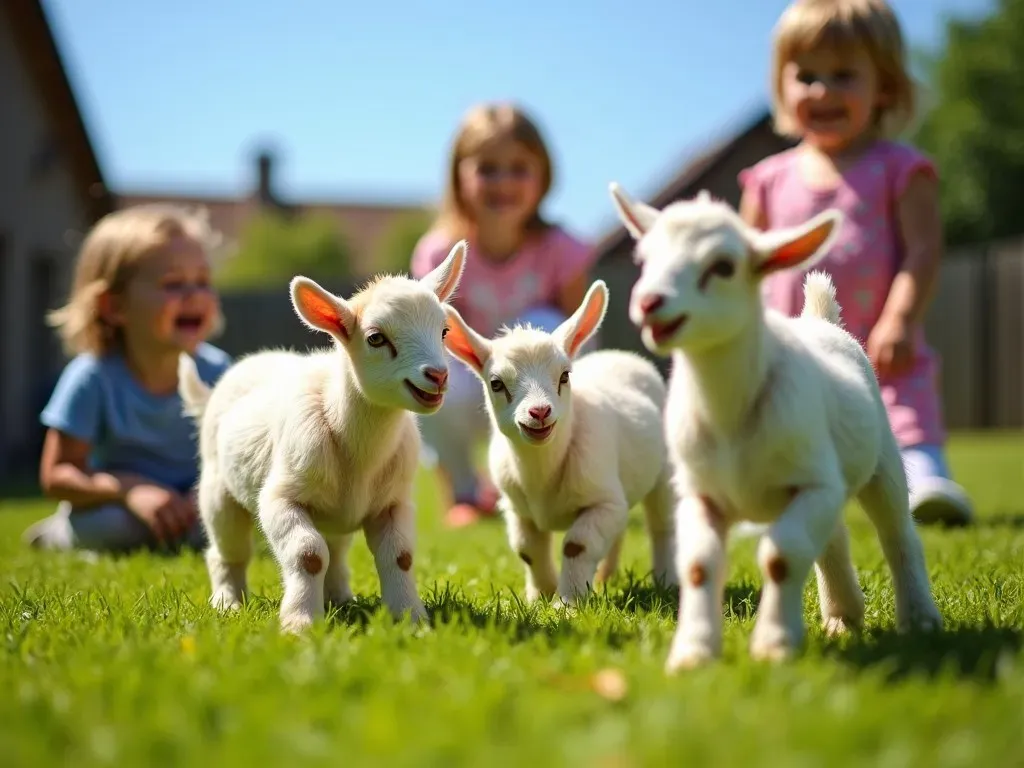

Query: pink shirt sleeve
[[547, 227, 596, 289], [410, 229, 452, 280], [887, 143, 939, 199]]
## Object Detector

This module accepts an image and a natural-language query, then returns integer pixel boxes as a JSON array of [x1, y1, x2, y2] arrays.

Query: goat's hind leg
[[200, 472, 252, 611], [324, 534, 355, 609], [857, 440, 942, 633], [642, 469, 678, 588], [814, 517, 865, 636]]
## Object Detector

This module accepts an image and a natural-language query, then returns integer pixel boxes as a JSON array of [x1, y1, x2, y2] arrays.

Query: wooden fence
[[217, 241, 1024, 431]]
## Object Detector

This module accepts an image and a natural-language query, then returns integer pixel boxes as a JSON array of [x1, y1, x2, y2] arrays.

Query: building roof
[[594, 106, 776, 259], [5, 0, 114, 222]]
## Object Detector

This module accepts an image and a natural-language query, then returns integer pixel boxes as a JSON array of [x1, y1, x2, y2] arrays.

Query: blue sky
[[46, 0, 990, 241]]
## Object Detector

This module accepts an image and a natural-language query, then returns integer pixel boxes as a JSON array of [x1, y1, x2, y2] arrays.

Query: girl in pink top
[[412, 102, 596, 527], [739, 0, 973, 526]]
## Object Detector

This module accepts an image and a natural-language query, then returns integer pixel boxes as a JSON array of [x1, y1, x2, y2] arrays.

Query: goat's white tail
[[178, 353, 211, 419], [801, 270, 842, 326]]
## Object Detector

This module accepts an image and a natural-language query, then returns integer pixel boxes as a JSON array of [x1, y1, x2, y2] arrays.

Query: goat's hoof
[[391, 602, 429, 625], [210, 590, 243, 612], [324, 587, 355, 610], [896, 603, 943, 634], [665, 640, 717, 673], [749, 634, 798, 663], [822, 615, 862, 637], [279, 611, 316, 635]]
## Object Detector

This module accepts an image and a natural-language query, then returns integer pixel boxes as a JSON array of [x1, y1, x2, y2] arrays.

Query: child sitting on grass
[[22, 204, 232, 553]]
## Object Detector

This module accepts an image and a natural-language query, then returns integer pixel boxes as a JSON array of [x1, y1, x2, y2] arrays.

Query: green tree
[[913, 0, 1024, 247], [372, 210, 434, 275], [215, 210, 352, 289]]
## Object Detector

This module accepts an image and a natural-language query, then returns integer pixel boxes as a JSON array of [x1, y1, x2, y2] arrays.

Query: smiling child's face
[[458, 138, 544, 231], [783, 44, 887, 152], [108, 234, 220, 355]]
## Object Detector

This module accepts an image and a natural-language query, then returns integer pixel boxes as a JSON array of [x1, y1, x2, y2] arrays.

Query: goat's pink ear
[[443, 305, 490, 375], [555, 280, 608, 359], [609, 183, 659, 239], [752, 209, 842, 277], [290, 277, 355, 342], [421, 240, 467, 303]]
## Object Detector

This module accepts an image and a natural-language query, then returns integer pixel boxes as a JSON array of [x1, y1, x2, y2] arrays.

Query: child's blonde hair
[[49, 203, 223, 357], [435, 101, 554, 241], [771, 0, 916, 139]]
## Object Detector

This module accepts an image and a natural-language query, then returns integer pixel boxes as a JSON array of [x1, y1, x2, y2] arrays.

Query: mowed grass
[[2, 433, 1023, 767]]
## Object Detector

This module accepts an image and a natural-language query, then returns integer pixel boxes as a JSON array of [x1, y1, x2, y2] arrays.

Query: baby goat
[[609, 184, 942, 669], [178, 242, 467, 633], [443, 280, 677, 606]]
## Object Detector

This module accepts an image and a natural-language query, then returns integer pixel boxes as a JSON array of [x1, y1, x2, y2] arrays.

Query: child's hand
[[124, 484, 197, 543], [866, 312, 916, 380]]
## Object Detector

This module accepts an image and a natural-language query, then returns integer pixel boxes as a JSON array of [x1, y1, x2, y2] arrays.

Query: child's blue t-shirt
[[39, 343, 233, 494]]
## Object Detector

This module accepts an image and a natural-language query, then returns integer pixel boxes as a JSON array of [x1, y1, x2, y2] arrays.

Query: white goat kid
[[443, 280, 678, 606], [609, 184, 942, 669], [178, 242, 467, 633]]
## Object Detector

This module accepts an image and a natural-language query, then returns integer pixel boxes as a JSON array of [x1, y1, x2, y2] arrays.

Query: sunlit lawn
[[2, 432, 1023, 766]]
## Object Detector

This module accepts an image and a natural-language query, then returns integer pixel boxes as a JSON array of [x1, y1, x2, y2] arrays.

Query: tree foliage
[[373, 210, 434, 275], [215, 210, 352, 289], [912, 0, 1024, 247]]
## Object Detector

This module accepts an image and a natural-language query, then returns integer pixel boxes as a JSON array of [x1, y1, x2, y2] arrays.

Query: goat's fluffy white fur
[[443, 280, 677, 605], [178, 241, 467, 633], [610, 184, 942, 670]]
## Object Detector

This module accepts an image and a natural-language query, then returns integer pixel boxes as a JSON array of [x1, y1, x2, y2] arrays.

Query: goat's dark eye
[[559, 371, 570, 386], [698, 257, 736, 291], [711, 258, 735, 278], [490, 377, 505, 394], [441, 327, 449, 340], [366, 332, 387, 348]]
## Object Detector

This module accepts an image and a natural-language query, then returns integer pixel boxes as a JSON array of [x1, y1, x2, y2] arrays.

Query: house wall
[[0, 17, 92, 476]]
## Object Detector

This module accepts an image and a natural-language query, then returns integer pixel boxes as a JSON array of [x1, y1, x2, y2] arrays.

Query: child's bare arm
[[739, 187, 769, 231], [39, 429, 195, 541], [883, 172, 944, 326], [39, 428, 141, 506]]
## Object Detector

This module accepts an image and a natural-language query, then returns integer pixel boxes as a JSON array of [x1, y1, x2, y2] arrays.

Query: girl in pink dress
[[411, 102, 597, 527], [739, 0, 973, 525]]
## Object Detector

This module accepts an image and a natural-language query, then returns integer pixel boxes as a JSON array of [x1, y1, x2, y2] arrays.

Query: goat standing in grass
[[443, 280, 677, 607], [609, 184, 941, 670], [178, 242, 467, 633]]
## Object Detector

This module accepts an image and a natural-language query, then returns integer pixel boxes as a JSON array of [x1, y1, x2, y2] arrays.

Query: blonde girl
[[739, 0, 973, 525], [23, 204, 233, 551], [411, 102, 597, 527]]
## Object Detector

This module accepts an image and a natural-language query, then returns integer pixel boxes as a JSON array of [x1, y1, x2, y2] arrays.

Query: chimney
[[255, 149, 275, 206]]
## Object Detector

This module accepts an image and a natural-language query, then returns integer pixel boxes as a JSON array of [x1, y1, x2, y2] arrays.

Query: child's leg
[[23, 501, 206, 552], [418, 361, 487, 505], [902, 443, 974, 526]]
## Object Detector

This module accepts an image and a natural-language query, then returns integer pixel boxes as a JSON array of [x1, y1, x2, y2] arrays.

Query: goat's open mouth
[[519, 422, 556, 442], [646, 314, 688, 344], [404, 380, 444, 408]]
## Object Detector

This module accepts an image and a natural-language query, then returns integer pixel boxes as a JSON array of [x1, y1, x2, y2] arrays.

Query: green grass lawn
[[2, 433, 1023, 767]]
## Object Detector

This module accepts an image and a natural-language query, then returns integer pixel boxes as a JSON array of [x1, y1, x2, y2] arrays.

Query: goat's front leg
[[363, 501, 428, 624], [258, 490, 329, 634], [751, 483, 846, 662], [666, 494, 729, 672], [557, 500, 628, 606], [506, 512, 557, 602], [324, 534, 355, 609]]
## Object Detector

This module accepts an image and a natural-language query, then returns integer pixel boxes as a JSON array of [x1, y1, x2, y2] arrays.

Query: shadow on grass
[[975, 512, 1024, 529], [825, 623, 1022, 683], [312, 581, 651, 647]]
